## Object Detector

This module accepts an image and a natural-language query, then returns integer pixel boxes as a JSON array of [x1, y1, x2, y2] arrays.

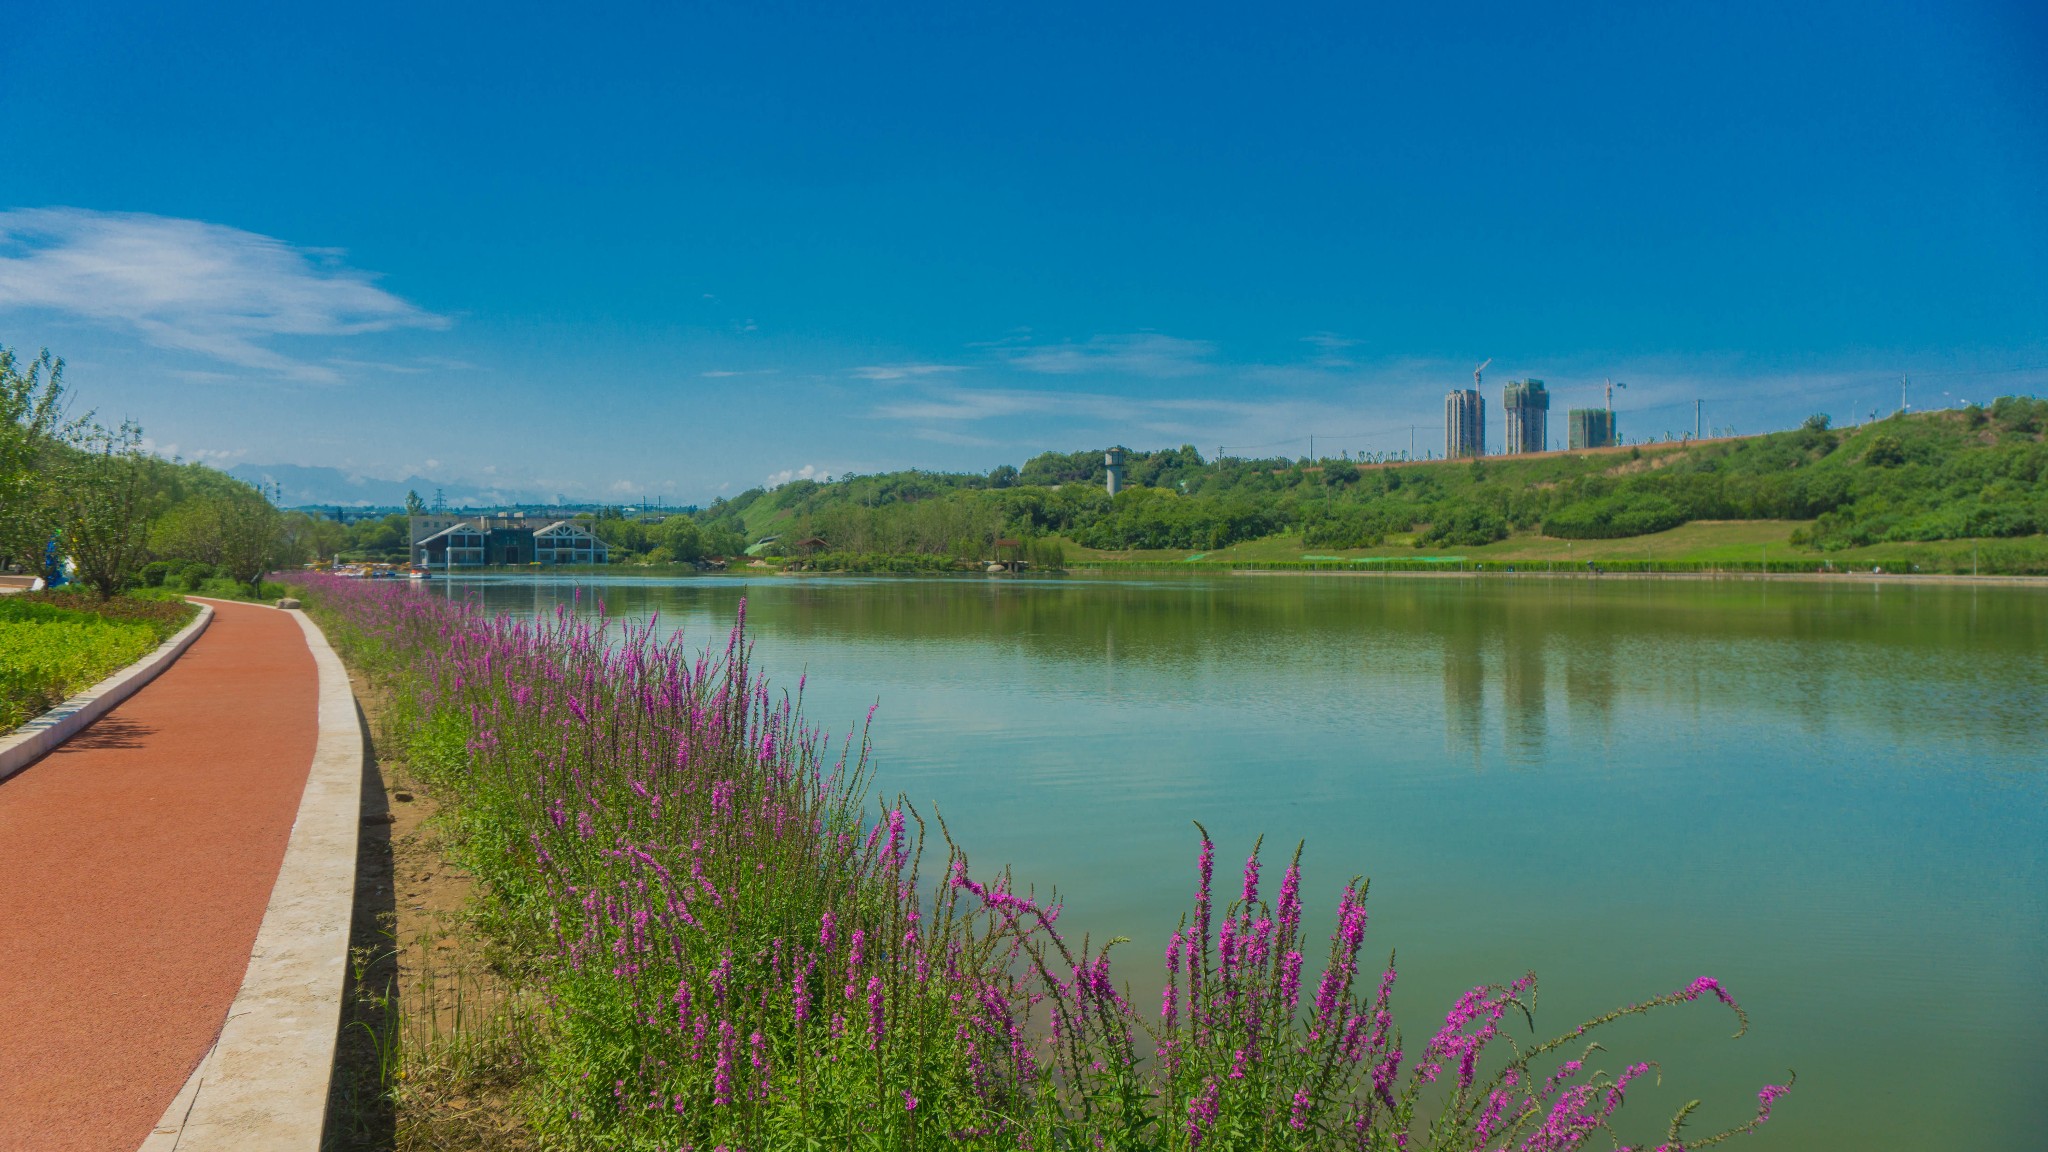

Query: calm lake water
[[444, 571, 2046, 1149]]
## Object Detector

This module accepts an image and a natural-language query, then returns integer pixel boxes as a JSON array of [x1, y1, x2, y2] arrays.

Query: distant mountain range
[[227, 463, 551, 509]]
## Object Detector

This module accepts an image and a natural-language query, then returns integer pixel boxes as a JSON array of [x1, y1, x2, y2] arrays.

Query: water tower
[[1105, 445, 1128, 495]]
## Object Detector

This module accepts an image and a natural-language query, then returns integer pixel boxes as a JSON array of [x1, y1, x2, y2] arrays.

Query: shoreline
[[1218, 567, 2048, 587]]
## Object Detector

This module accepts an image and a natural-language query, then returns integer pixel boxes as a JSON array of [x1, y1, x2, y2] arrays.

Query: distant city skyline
[[1, 2, 2043, 503]]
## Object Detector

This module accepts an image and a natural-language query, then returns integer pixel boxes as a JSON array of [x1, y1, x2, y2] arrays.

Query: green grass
[[0, 594, 196, 731], [1053, 521, 2048, 574]]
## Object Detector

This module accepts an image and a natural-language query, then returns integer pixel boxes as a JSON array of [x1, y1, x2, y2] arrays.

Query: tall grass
[[300, 573, 1788, 1151]]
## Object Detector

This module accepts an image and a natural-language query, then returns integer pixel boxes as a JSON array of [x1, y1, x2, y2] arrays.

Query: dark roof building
[[411, 514, 609, 568]]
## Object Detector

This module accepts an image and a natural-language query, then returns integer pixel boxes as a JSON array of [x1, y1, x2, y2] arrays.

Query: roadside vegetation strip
[[296, 572, 1790, 1151], [0, 600, 210, 782], [145, 603, 364, 1152], [0, 594, 200, 733]]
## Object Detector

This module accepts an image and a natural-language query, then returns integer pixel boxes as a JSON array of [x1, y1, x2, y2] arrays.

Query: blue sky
[[1, 1, 2044, 503]]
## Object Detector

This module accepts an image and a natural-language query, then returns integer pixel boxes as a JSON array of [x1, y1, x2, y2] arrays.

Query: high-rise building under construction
[[1444, 388, 1485, 458], [1502, 379, 1549, 454], [1568, 408, 1617, 449]]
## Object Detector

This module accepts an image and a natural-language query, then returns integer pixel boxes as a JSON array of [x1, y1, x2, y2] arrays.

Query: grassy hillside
[[681, 397, 2048, 572]]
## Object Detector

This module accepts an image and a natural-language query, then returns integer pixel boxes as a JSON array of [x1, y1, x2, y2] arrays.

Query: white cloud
[[852, 362, 966, 381], [1006, 332, 1215, 378], [0, 207, 446, 381], [766, 464, 822, 488]]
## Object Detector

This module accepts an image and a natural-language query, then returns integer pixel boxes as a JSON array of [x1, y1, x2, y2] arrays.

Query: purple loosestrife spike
[[866, 974, 885, 1048], [1241, 849, 1260, 905], [1280, 950, 1304, 1011], [713, 1020, 736, 1106], [1277, 861, 1302, 938], [1288, 1087, 1312, 1132], [1185, 1078, 1220, 1148]]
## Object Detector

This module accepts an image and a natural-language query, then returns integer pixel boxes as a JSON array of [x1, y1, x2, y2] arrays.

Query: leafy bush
[[1543, 494, 1687, 540], [0, 597, 179, 731], [1418, 504, 1508, 547]]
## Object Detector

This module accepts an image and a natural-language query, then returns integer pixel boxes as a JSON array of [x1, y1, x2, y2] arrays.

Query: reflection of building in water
[[1563, 631, 1618, 743], [1502, 631, 1547, 761], [1441, 632, 1487, 766]]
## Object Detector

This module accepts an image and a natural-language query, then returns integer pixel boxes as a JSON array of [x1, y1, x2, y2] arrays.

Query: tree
[[155, 486, 294, 591], [0, 347, 72, 573], [662, 516, 706, 562], [1802, 413, 1832, 432], [58, 421, 161, 598], [405, 488, 426, 515]]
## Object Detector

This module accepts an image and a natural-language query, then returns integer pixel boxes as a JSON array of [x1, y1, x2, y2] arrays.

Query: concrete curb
[[0, 603, 214, 785], [139, 606, 363, 1151]]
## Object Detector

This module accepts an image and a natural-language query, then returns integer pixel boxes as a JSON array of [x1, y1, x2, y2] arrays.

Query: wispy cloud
[[874, 384, 1249, 424], [910, 427, 997, 447], [701, 368, 779, 378], [852, 362, 966, 381], [766, 463, 824, 487], [0, 207, 446, 382], [1005, 332, 1215, 378]]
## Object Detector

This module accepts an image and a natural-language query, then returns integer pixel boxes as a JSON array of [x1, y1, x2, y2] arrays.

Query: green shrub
[[1543, 494, 1687, 539], [1418, 503, 1508, 546], [0, 599, 167, 731]]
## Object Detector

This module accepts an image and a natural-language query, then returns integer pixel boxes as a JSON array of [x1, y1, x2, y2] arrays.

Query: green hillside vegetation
[[667, 397, 2047, 572]]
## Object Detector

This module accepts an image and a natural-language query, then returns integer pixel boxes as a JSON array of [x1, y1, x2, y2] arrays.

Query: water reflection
[[448, 573, 2048, 759]]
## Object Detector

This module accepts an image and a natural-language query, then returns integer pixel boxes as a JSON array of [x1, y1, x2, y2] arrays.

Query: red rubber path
[[0, 600, 320, 1152]]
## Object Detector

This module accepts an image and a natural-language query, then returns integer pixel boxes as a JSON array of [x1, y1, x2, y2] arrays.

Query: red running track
[[0, 600, 320, 1152]]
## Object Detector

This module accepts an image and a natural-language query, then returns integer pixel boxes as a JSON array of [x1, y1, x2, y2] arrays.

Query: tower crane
[[1605, 378, 1627, 411], [1473, 358, 1492, 394]]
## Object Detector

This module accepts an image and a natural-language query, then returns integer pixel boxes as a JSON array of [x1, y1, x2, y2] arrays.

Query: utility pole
[[1309, 434, 1314, 462], [1410, 425, 1416, 460], [1901, 374, 1910, 415], [1695, 399, 1703, 440]]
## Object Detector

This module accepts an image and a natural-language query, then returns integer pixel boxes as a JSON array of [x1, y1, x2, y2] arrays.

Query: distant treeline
[[681, 397, 2048, 559]]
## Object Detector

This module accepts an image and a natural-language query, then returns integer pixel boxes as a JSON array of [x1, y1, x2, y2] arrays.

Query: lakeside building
[[1444, 389, 1485, 458], [1105, 445, 1128, 495], [1568, 408, 1619, 449], [409, 513, 609, 567], [1502, 379, 1550, 454]]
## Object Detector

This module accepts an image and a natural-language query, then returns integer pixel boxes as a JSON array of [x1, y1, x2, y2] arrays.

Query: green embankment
[[662, 397, 2048, 573]]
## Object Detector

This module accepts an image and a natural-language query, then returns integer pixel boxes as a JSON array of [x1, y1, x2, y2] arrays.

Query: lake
[[443, 571, 2046, 1149]]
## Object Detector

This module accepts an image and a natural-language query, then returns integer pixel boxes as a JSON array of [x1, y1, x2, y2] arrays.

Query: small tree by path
[[58, 421, 160, 599]]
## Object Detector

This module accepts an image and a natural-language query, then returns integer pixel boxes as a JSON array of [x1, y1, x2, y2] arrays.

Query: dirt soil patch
[[324, 669, 536, 1152]]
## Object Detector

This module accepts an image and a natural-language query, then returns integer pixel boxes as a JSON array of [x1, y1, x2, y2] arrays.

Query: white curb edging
[[139, 606, 363, 1152], [0, 603, 214, 785]]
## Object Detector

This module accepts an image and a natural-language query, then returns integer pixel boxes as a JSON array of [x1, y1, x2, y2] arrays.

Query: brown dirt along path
[[0, 599, 321, 1152]]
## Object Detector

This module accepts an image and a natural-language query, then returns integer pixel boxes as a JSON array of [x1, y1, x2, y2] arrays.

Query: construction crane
[[1605, 378, 1627, 411], [1473, 358, 1492, 394]]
